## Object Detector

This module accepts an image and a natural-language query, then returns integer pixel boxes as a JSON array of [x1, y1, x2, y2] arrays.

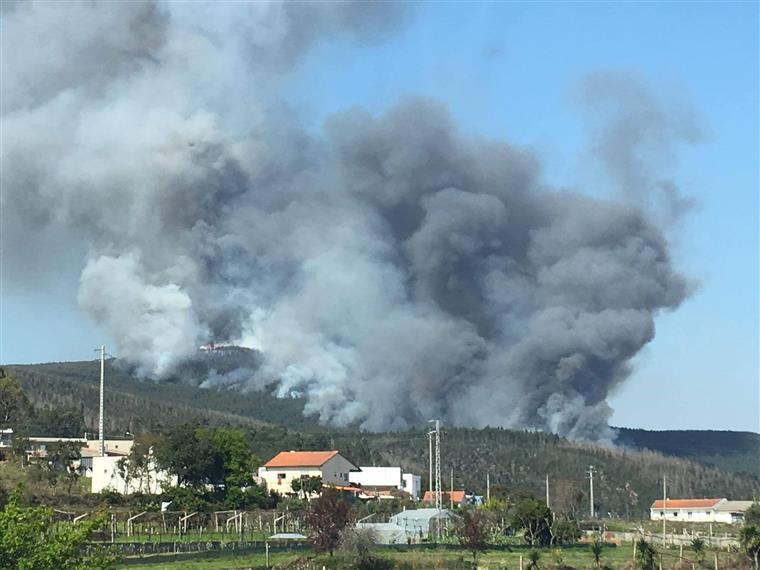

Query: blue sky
[[2, 1, 757, 432]]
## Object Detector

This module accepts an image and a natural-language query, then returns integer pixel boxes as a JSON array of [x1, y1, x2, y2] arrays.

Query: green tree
[[205, 427, 259, 488], [745, 503, 760, 527], [0, 490, 114, 569], [740, 523, 760, 570], [26, 407, 86, 438], [292, 475, 323, 499], [526, 549, 541, 570], [338, 527, 388, 570], [591, 537, 604, 569], [691, 537, 706, 564], [551, 518, 582, 546], [32, 441, 83, 491], [153, 424, 224, 489], [636, 538, 657, 570], [510, 497, 552, 546], [116, 434, 161, 494], [741, 503, 760, 570], [0, 372, 30, 428], [305, 489, 350, 555]]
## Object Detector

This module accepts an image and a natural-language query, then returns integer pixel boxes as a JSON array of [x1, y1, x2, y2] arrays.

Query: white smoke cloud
[[78, 253, 200, 376]]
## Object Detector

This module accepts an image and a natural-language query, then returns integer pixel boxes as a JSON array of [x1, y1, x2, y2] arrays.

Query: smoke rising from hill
[[2, 1, 694, 441]]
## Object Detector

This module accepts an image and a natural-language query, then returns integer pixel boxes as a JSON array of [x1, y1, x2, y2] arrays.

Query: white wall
[[321, 455, 356, 486], [402, 473, 422, 500], [650, 509, 716, 522], [350, 467, 402, 488], [91, 455, 173, 494]]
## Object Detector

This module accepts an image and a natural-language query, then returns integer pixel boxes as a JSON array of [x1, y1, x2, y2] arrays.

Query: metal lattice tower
[[97, 345, 106, 457]]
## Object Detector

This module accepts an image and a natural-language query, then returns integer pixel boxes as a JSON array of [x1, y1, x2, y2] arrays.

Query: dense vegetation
[[617, 428, 760, 477], [3, 361, 759, 519]]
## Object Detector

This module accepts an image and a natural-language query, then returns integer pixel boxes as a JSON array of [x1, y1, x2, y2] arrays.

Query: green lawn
[[114, 543, 741, 570], [115, 550, 297, 569]]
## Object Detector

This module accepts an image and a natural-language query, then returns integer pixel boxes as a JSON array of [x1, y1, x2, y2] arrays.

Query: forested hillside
[[328, 428, 759, 518], [6, 359, 318, 433], [617, 427, 760, 477], [5, 360, 759, 519]]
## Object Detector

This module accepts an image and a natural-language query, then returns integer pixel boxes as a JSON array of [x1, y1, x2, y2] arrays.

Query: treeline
[[7, 361, 319, 432], [617, 427, 760, 477], [276, 428, 760, 519], [5, 363, 759, 519]]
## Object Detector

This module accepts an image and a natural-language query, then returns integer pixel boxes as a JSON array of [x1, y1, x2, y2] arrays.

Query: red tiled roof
[[264, 450, 339, 468], [423, 490, 467, 504], [651, 498, 723, 509]]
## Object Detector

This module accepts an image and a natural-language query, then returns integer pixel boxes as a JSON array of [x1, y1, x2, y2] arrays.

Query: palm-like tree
[[527, 549, 542, 570], [740, 524, 760, 570], [691, 537, 706, 564], [591, 537, 604, 569]]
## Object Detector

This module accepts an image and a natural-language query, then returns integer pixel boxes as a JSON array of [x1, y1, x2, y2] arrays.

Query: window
[[278, 473, 286, 479], [688, 512, 693, 517]]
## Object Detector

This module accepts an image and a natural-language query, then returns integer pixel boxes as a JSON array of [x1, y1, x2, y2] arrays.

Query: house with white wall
[[257, 450, 359, 494], [91, 455, 174, 494], [349, 467, 422, 500], [650, 498, 756, 523]]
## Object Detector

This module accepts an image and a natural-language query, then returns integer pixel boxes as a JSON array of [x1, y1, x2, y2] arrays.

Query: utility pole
[[662, 476, 667, 546], [546, 474, 550, 508], [587, 465, 596, 519], [450, 467, 454, 510], [96, 345, 106, 457], [434, 420, 442, 513], [428, 429, 433, 501], [486, 472, 490, 503]]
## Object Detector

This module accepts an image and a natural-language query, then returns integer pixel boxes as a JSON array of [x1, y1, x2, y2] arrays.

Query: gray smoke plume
[[2, 2, 694, 441]]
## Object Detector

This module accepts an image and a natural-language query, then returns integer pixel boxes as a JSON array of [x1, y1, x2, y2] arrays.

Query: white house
[[257, 450, 359, 494], [349, 467, 422, 500], [650, 498, 756, 523], [91, 455, 174, 494], [0, 428, 12, 449]]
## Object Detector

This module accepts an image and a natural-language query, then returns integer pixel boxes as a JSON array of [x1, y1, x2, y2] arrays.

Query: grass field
[[114, 543, 744, 570]]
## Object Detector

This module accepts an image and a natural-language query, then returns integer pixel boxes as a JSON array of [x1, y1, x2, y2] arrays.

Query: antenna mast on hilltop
[[96, 345, 106, 457]]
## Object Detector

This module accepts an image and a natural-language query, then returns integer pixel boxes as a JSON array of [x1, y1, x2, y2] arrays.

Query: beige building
[[258, 450, 359, 494], [26, 436, 133, 458]]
